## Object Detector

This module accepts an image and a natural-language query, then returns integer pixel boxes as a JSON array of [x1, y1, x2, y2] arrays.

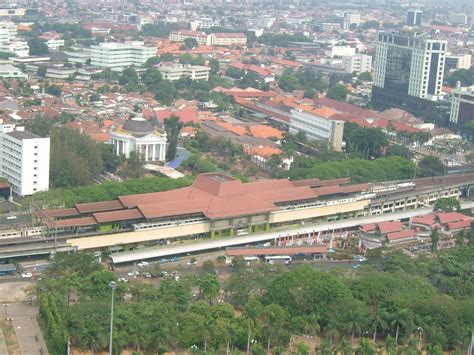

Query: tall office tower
[[406, 9, 422, 27], [372, 31, 447, 112]]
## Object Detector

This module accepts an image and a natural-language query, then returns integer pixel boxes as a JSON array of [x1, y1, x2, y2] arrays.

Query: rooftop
[[5, 130, 41, 140]]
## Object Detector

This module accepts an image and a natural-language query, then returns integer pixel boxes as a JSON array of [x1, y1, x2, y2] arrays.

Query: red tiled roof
[[438, 212, 470, 225], [46, 217, 97, 229], [93, 209, 143, 223], [226, 245, 328, 256], [378, 220, 402, 234], [412, 213, 437, 227], [75, 200, 124, 214], [360, 223, 377, 232], [386, 229, 416, 241], [447, 220, 472, 231], [42, 207, 80, 218]]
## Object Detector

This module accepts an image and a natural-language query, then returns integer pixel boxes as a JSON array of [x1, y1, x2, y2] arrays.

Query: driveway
[[7, 303, 48, 355]]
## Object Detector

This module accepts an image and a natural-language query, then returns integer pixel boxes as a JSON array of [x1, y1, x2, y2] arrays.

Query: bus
[[264, 255, 292, 265]]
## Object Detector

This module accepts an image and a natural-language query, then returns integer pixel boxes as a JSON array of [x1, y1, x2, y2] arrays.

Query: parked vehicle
[[21, 272, 33, 278], [137, 261, 149, 268]]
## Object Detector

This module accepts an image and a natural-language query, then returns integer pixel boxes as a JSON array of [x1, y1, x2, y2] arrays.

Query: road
[[7, 303, 48, 355]]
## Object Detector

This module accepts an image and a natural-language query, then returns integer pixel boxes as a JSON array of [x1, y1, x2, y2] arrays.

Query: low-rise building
[[289, 108, 345, 151], [0, 40, 29, 57], [449, 86, 474, 131], [0, 125, 50, 196], [326, 45, 356, 58], [208, 32, 247, 46], [110, 115, 167, 162], [158, 63, 210, 81], [45, 66, 76, 79], [45, 39, 64, 51], [0, 63, 27, 78], [190, 16, 220, 31], [91, 42, 156, 70], [169, 30, 208, 45]]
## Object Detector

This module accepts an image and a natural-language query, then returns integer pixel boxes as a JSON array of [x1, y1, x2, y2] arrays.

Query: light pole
[[2, 304, 7, 320], [109, 281, 117, 355]]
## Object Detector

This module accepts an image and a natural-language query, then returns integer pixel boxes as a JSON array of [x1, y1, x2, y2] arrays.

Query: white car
[[21, 272, 32, 278], [137, 261, 149, 268], [118, 278, 128, 283], [127, 271, 140, 277], [6, 215, 17, 220]]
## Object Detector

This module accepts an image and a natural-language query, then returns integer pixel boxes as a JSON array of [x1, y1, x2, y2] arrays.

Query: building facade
[[0, 125, 50, 196], [372, 31, 446, 111], [91, 42, 156, 70], [342, 54, 372, 74], [0, 64, 27, 78], [406, 10, 422, 26], [449, 87, 474, 130], [289, 109, 344, 151], [208, 33, 247, 46], [158, 64, 210, 81], [110, 115, 167, 162], [169, 30, 208, 45], [190, 16, 220, 31]]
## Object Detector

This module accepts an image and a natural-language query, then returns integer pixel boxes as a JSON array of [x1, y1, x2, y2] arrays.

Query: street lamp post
[[109, 281, 117, 355]]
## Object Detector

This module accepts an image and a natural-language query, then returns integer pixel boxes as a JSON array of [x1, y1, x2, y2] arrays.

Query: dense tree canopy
[[27, 37, 49, 56]]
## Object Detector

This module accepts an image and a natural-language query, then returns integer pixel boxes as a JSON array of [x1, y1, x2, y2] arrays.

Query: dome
[[122, 114, 154, 135]]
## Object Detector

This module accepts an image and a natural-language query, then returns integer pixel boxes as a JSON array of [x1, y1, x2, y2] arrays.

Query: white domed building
[[110, 114, 167, 162]]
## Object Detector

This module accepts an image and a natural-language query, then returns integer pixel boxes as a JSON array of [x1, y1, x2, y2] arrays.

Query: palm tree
[[372, 308, 388, 343], [346, 310, 363, 344], [325, 321, 340, 344], [390, 308, 413, 344], [316, 339, 334, 355], [335, 337, 353, 355], [356, 337, 375, 355]]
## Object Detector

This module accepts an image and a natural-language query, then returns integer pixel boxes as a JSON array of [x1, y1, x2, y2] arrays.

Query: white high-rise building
[[372, 31, 447, 108], [91, 42, 156, 70], [342, 54, 372, 74], [0, 125, 50, 196]]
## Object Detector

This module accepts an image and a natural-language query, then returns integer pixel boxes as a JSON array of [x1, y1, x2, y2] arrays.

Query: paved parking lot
[[7, 303, 48, 355]]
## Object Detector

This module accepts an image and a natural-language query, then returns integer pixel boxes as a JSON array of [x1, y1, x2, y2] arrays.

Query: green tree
[[164, 115, 182, 162], [326, 84, 348, 101], [358, 72, 373, 81], [46, 84, 62, 96], [390, 308, 413, 344], [386, 144, 413, 159], [119, 151, 144, 179], [198, 273, 220, 305], [417, 156, 445, 177], [262, 303, 286, 351], [434, 197, 460, 212], [430, 229, 440, 252], [119, 66, 139, 86], [28, 37, 49, 55], [183, 38, 198, 49]]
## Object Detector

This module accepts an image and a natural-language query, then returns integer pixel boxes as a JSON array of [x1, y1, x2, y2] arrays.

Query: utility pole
[[109, 281, 117, 355]]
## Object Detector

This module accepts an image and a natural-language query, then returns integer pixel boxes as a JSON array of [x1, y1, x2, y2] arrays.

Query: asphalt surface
[[7, 302, 48, 355]]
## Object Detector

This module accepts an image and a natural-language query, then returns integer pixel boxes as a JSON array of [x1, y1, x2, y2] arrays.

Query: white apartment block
[[0, 40, 29, 57], [342, 54, 372, 74], [0, 22, 17, 39], [0, 125, 50, 196], [0, 28, 10, 44], [169, 30, 208, 45], [289, 109, 344, 151], [158, 64, 210, 81], [343, 13, 361, 30], [0, 64, 27, 78], [208, 33, 247, 46], [190, 16, 219, 31], [46, 39, 65, 51], [327, 45, 356, 58], [91, 42, 156, 70]]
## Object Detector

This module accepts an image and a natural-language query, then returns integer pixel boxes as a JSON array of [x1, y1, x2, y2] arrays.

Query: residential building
[[449, 86, 474, 130], [0, 125, 50, 196], [289, 109, 345, 151], [157, 64, 210, 81], [0, 40, 29, 57], [343, 13, 361, 30], [406, 10, 422, 26], [315, 22, 341, 32], [0, 28, 10, 44], [91, 42, 156, 70], [342, 54, 372, 74], [445, 54, 472, 71], [66, 50, 91, 65], [0, 22, 16, 39], [372, 31, 447, 110], [45, 66, 76, 80], [208, 33, 247, 46], [327, 45, 356, 58], [190, 16, 220, 31], [0, 64, 27, 78], [45, 39, 65, 51], [109, 114, 167, 162], [169, 30, 208, 45]]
